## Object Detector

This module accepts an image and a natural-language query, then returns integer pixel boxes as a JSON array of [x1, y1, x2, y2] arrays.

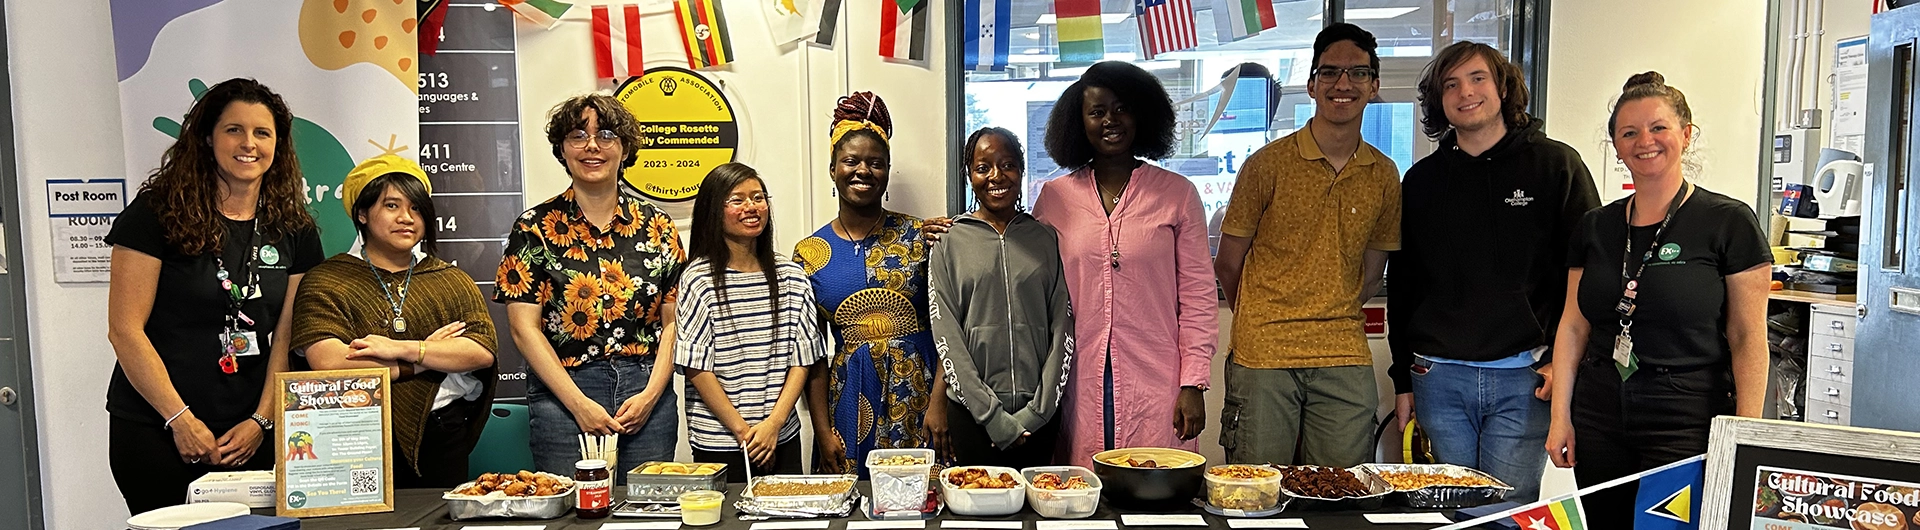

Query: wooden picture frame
[[1703, 416, 1920, 528], [273, 368, 395, 517]]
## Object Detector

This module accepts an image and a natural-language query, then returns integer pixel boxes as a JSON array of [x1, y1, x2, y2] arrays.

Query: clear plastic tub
[[939, 466, 1028, 516], [865, 448, 935, 514], [1204, 464, 1286, 512], [1021, 466, 1103, 519]]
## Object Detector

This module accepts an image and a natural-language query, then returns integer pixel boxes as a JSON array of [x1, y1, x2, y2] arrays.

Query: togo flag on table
[[963, 0, 1011, 71], [1635, 455, 1706, 529], [1213, 0, 1274, 42], [674, 0, 736, 69], [499, 0, 573, 29], [1508, 496, 1587, 530]]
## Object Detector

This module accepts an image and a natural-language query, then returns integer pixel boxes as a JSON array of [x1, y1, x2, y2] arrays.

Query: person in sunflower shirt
[[797, 92, 953, 474], [496, 94, 686, 478]]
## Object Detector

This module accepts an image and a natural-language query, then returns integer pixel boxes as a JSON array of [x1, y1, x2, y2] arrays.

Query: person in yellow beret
[[292, 154, 499, 487]]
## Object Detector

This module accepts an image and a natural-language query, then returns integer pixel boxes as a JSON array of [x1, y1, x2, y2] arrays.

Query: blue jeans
[[1409, 357, 1549, 503], [527, 355, 678, 482]]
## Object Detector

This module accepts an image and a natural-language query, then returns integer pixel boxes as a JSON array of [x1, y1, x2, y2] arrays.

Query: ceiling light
[[1307, 7, 1419, 21]]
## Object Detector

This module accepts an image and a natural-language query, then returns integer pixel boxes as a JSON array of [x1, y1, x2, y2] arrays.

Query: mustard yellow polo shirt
[[1221, 120, 1402, 368]]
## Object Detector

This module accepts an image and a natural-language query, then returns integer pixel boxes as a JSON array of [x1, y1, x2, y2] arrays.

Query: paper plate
[[126, 502, 250, 530]]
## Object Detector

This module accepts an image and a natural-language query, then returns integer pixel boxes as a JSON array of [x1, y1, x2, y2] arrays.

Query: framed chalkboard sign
[[1704, 417, 1920, 529]]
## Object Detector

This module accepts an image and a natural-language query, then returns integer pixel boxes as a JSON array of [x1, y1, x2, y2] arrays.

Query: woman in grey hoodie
[[926, 128, 1075, 467]]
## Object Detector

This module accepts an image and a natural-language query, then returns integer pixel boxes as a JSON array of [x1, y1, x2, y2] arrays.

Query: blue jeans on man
[[1409, 353, 1549, 503], [526, 355, 679, 482]]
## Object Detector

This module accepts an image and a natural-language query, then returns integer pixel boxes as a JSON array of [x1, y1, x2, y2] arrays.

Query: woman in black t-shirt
[[104, 78, 324, 514], [1541, 72, 1772, 525]]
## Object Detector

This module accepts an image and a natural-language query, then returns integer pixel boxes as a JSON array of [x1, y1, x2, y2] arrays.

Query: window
[[952, 0, 1540, 250]]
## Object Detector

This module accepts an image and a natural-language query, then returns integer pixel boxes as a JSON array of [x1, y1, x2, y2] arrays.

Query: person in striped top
[[675, 163, 826, 481]]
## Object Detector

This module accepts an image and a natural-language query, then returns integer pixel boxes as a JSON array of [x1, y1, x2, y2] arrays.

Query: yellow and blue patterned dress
[[795, 212, 937, 474]]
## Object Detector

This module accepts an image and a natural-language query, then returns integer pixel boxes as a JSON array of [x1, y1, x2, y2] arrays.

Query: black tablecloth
[[267, 486, 1502, 530]]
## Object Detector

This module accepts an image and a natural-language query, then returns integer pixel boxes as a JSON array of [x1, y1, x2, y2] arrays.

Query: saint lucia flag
[[964, 0, 1011, 71], [1635, 455, 1706, 529]]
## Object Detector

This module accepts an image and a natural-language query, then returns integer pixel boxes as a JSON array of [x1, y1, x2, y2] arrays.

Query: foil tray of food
[[442, 471, 577, 520], [736, 474, 859, 517], [1277, 465, 1392, 511], [1356, 463, 1513, 509]]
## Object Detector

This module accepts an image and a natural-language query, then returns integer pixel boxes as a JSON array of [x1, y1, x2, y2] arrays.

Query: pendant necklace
[[364, 249, 418, 333], [835, 214, 886, 256]]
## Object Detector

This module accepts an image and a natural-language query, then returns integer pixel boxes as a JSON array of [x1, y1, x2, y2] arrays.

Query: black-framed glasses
[[565, 129, 621, 148], [1313, 66, 1378, 83], [724, 193, 770, 208]]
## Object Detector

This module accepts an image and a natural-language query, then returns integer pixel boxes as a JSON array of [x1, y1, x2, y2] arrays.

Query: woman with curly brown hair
[[495, 94, 684, 479], [105, 78, 323, 513], [796, 92, 952, 474]]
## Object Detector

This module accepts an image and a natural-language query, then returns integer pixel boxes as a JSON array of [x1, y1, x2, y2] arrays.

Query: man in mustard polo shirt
[[1214, 23, 1401, 467]]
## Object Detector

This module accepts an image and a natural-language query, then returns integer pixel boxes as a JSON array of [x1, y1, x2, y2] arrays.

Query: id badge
[[1611, 332, 1634, 366], [224, 331, 262, 357]]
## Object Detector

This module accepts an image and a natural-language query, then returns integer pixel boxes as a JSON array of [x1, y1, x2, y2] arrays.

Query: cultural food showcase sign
[[1751, 467, 1920, 529], [274, 368, 394, 517]]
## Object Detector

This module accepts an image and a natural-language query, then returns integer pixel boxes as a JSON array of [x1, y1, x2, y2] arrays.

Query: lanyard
[[215, 216, 262, 374], [1614, 180, 1692, 325]]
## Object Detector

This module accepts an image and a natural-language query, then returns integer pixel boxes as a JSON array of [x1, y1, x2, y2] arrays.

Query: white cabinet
[[1804, 303, 1858, 425]]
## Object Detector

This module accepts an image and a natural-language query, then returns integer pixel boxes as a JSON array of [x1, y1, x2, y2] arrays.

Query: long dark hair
[[350, 174, 439, 258], [688, 163, 779, 316], [142, 78, 314, 255]]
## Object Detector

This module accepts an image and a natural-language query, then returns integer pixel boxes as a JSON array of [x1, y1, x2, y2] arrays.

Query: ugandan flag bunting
[[674, 0, 735, 69]]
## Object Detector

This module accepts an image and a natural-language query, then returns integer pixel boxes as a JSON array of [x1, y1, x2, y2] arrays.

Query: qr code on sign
[[350, 468, 380, 495]]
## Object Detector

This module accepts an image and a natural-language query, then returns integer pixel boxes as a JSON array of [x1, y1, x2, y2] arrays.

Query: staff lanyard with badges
[[216, 213, 265, 374], [1613, 180, 1691, 380]]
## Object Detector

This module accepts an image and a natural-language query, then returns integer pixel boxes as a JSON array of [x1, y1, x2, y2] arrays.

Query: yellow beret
[[341, 154, 431, 216]]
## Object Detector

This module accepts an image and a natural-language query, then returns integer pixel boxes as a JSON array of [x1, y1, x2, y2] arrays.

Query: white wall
[[9, 0, 948, 527], [1545, 0, 1769, 205]]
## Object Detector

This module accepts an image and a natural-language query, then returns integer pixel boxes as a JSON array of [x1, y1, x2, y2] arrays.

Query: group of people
[[103, 23, 1769, 525]]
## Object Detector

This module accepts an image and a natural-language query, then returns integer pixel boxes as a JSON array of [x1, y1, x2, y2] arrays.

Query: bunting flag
[[1509, 496, 1587, 530], [1213, 0, 1275, 42], [963, 0, 1011, 71], [766, 0, 824, 45], [896, 0, 925, 12], [1054, 0, 1104, 63], [674, 0, 736, 69], [1134, 0, 1196, 59], [592, 4, 644, 80], [878, 0, 928, 61], [1634, 456, 1705, 529], [813, 0, 845, 46], [499, 0, 574, 29]]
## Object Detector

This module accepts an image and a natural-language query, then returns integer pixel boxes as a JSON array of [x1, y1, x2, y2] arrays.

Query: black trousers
[[111, 416, 275, 515], [946, 397, 1061, 469], [396, 398, 486, 489], [1571, 355, 1734, 528], [692, 437, 804, 484]]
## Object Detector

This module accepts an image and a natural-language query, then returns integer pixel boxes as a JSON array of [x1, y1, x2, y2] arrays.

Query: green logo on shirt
[[260, 245, 281, 266], [1658, 243, 1682, 261]]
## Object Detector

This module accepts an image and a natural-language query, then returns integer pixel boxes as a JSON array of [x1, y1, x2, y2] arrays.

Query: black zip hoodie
[[1387, 118, 1601, 394]]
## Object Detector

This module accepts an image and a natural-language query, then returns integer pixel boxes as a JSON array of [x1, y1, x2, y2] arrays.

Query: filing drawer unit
[[1805, 303, 1858, 425]]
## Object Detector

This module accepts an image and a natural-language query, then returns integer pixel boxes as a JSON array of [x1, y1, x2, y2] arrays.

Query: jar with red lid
[[575, 459, 612, 519]]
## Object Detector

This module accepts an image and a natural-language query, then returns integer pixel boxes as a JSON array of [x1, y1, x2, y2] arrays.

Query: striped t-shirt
[[674, 257, 827, 452]]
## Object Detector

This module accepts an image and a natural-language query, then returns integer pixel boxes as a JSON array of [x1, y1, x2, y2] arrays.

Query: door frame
[[0, 2, 47, 528]]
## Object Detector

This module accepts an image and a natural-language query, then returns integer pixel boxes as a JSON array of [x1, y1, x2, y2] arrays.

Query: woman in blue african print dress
[[798, 92, 947, 474]]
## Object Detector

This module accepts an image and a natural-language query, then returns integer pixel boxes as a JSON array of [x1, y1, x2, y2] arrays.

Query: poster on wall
[[419, 2, 529, 398], [46, 179, 127, 283], [1831, 36, 1869, 154], [109, 0, 419, 257], [616, 67, 740, 202], [274, 368, 394, 517]]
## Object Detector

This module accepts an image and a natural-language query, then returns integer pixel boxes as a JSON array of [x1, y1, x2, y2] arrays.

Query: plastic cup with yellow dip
[[679, 489, 725, 526]]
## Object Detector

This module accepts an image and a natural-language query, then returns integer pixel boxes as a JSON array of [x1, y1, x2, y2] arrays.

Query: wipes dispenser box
[[187, 470, 276, 508]]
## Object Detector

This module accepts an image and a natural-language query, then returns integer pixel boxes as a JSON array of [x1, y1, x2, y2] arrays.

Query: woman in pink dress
[[1031, 61, 1218, 467]]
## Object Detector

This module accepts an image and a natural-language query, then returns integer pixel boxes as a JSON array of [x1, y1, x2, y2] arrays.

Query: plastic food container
[[1279, 465, 1393, 511], [627, 461, 729, 502], [939, 466, 1029, 516], [866, 448, 936, 514], [678, 490, 725, 526], [1021, 466, 1103, 519], [442, 474, 577, 521], [1357, 463, 1513, 509], [1204, 464, 1287, 512]]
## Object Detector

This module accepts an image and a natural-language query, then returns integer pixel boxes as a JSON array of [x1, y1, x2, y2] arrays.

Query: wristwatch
[[250, 413, 274, 431]]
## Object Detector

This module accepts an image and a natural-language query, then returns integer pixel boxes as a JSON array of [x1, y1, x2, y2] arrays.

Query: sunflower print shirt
[[495, 188, 684, 367], [794, 212, 938, 474]]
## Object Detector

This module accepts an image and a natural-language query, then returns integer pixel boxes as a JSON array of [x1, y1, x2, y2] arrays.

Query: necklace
[[1097, 179, 1128, 206], [834, 213, 887, 256], [363, 249, 417, 333]]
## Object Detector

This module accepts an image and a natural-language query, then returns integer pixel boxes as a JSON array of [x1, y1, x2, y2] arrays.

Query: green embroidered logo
[[1658, 243, 1682, 261]]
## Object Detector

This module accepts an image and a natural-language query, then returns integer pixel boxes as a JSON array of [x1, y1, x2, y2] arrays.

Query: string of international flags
[[487, 0, 1285, 77]]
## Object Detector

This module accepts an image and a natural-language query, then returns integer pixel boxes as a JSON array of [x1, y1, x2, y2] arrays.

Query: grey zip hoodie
[[928, 211, 1074, 449]]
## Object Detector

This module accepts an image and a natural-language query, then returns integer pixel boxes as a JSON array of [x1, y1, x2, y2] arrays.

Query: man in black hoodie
[[1387, 42, 1599, 502]]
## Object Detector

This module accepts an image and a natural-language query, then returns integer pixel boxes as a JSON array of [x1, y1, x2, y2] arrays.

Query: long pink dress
[[1031, 163, 1218, 468]]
